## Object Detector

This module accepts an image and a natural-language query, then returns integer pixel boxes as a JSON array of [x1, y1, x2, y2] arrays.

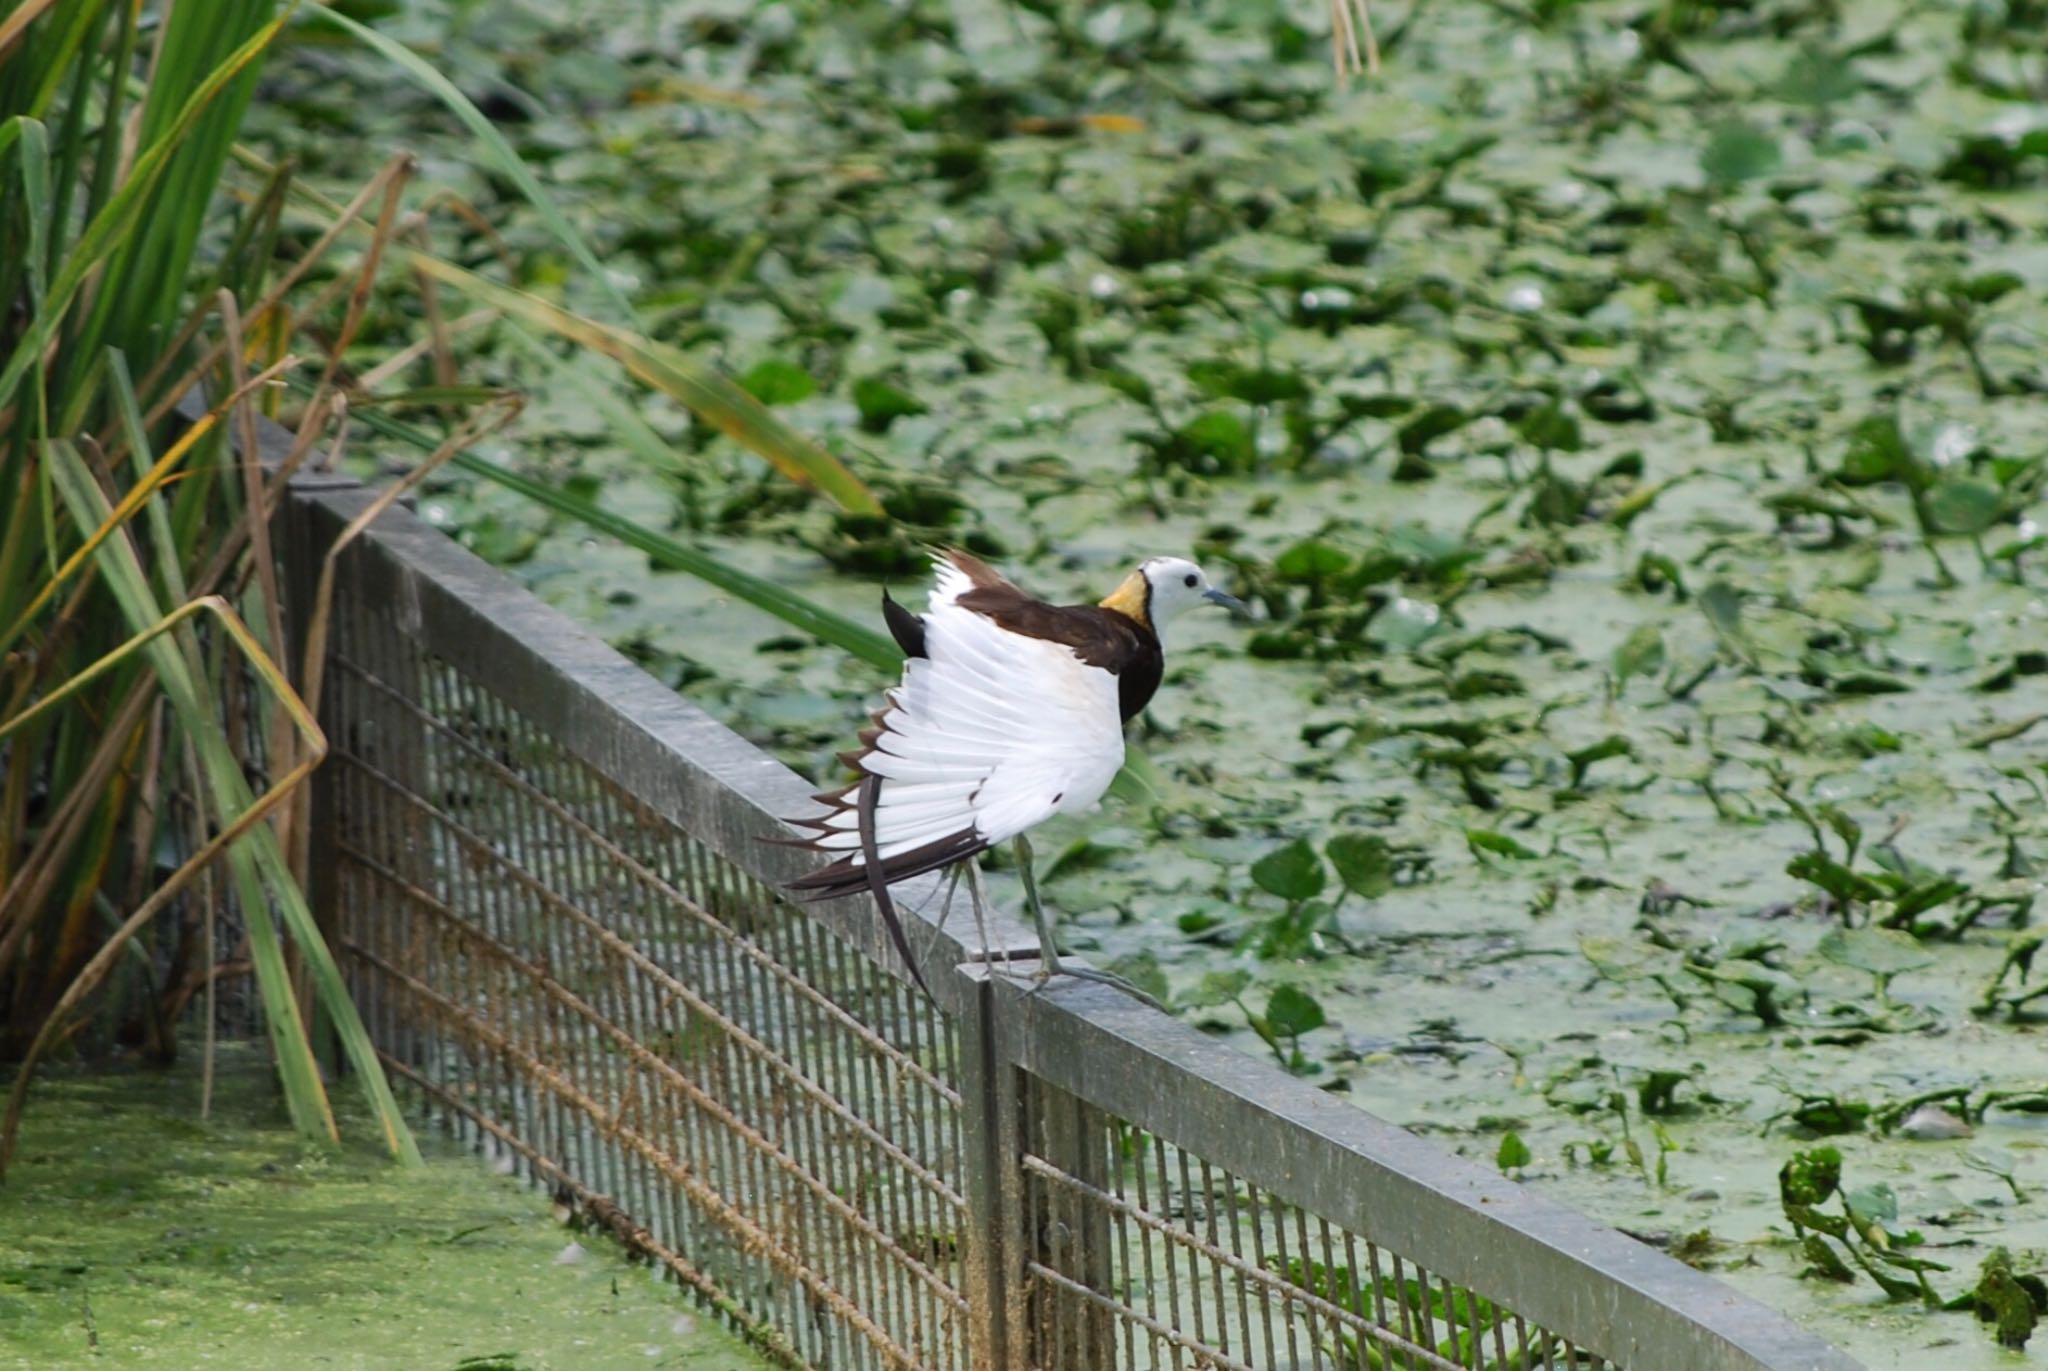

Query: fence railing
[[285, 473, 1865, 1371]]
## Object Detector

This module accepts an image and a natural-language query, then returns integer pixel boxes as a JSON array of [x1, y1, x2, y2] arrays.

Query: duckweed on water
[[247, 1, 2048, 1363], [0, 1048, 772, 1370]]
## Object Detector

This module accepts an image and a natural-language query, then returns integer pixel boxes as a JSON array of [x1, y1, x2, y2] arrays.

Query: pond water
[[251, 0, 2048, 1362], [0, 1048, 775, 1370]]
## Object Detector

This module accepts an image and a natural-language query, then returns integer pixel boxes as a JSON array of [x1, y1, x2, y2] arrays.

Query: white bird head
[[1099, 556, 1244, 634]]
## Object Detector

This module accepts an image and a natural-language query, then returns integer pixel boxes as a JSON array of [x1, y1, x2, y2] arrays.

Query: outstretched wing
[[785, 553, 1126, 901]]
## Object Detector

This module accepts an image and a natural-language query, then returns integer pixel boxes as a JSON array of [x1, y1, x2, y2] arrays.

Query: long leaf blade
[[456, 448, 902, 667], [299, 383, 901, 670], [408, 253, 883, 516]]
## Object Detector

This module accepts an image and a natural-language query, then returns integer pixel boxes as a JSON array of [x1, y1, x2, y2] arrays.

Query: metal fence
[[284, 475, 1864, 1371]]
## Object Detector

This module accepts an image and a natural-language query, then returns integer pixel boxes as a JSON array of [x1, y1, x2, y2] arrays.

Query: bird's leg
[[964, 857, 995, 976], [1011, 832, 1062, 981], [1013, 832, 1166, 1011], [916, 862, 966, 976]]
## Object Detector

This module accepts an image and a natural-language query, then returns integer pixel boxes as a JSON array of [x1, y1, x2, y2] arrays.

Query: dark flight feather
[[783, 823, 989, 903], [881, 587, 926, 659]]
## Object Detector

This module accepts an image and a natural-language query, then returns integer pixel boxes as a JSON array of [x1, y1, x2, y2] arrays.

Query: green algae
[[0, 1047, 774, 1370]]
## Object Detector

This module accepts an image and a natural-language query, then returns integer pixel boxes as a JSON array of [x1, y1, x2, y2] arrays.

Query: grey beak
[[1203, 587, 1249, 616]]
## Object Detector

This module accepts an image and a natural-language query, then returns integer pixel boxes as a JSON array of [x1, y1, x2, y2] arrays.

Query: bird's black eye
[[1183, 573, 1198, 588]]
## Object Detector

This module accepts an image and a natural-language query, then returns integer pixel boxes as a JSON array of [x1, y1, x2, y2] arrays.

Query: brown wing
[[956, 594, 1150, 671]]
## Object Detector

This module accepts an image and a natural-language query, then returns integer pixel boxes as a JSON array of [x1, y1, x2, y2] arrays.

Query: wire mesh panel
[[1017, 1071, 1609, 1371], [320, 531, 973, 1371]]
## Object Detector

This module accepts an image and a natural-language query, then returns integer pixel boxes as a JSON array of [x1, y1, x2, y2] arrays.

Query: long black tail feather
[[856, 773, 932, 1000]]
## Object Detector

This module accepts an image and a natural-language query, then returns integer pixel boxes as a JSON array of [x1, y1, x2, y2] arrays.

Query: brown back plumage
[[930, 551, 1164, 718]]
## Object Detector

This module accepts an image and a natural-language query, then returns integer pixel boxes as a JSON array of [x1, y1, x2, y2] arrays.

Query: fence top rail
[[297, 476, 1866, 1371]]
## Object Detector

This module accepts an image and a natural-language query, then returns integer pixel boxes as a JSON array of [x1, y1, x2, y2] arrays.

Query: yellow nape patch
[[1098, 569, 1152, 629]]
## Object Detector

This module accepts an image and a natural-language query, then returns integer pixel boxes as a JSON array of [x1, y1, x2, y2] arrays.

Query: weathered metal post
[[956, 967, 1017, 1371], [971, 975, 1117, 1371]]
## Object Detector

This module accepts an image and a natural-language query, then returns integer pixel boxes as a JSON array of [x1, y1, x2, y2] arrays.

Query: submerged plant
[[1184, 970, 1330, 1077], [1772, 783, 1974, 935], [1780, 1147, 1948, 1306], [1232, 831, 1424, 960], [1960, 1249, 2048, 1350], [1271, 1250, 1514, 1370]]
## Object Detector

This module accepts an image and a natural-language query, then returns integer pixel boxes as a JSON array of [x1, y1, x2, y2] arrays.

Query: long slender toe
[[1055, 963, 1165, 1012]]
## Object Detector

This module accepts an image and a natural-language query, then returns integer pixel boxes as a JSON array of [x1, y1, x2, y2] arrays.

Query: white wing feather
[[804, 576, 1125, 866]]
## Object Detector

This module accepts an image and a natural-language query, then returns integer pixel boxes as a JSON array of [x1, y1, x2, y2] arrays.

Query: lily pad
[[1925, 478, 2003, 536], [1817, 928, 1935, 981], [1250, 838, 1327, 902], [1326, 832, 1395, 898], [1701, 119, 1783, 188]]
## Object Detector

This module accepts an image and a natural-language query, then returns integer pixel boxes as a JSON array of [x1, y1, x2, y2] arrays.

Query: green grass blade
[[406, 254, 883, 515], [20, 0, 113, 119], [106, 353, 193, 609], [101, 1, 271, 350], [3, 116, 47, 314], [308, 388, 899, 670], [69, 1, 281, 398], [0, 8, 287, 413]]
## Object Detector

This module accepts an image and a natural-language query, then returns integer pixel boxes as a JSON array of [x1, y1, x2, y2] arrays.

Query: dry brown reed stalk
[[355, 308, 496, 393], [219, 295, 292, 822], [127, 154, 419, 438]]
